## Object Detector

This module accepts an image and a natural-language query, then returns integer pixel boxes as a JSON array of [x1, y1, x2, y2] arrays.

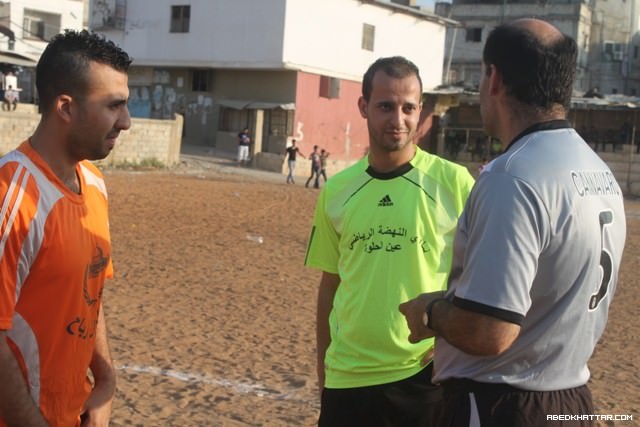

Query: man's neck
[[29, 128, 80, 193], [368, 144, 416, 174], [498, 106, 567, 147]]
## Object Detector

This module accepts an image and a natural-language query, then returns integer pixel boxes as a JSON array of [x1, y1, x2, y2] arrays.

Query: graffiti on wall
[[186, 96, 214, 125], [90, 0, 126, 30], [126, 67, 215, 126], [129, 86, 151, 118], [295, 121, 304, 141]]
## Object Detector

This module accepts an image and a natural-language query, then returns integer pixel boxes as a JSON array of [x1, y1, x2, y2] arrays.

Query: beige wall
[[0, 110, 183, 167], [213, 70, 297, 102]]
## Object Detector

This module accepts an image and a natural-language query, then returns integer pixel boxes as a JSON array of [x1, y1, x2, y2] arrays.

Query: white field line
[[116, 363, 314, 405]]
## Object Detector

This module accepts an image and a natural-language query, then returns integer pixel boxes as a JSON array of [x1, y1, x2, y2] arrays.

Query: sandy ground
[[102, 156, 639, 426]]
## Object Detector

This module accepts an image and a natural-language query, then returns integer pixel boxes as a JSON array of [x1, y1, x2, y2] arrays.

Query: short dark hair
[[483, 22, 577, 110], [361, 56, 422, 102], [36, 29, 132, 115]]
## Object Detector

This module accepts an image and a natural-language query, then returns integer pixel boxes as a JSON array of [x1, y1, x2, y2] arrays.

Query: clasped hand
[[398, 292, 444, 344]]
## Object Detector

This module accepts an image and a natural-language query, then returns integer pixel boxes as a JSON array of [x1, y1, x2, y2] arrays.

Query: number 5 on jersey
[[589, 210, 613, 311]]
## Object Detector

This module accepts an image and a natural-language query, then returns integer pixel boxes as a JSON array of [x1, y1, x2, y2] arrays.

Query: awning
[[217, 99, 295, 110], [0, 52, 37, 67]]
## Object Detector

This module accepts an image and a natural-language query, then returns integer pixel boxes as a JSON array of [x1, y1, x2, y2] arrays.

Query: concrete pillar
[[251, 109, 264, 163]]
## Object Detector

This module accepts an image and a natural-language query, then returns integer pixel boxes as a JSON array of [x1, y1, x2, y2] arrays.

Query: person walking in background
[[319, 148, 330, 183], [0, 29, 131, 427], [237, 127, 251, 166], [305, 145, 321, 189], [285, 139, 305, 184], [305, 56, 474, 426], [400, 19, 626, 426]]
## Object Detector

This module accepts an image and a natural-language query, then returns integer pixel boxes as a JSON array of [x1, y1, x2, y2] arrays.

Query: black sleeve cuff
[[452, 296, 525, 325]]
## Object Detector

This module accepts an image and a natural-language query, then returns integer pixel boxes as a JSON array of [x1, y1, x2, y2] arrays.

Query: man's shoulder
[[413, 148, 474, 184], [323, 157, 368, 188]]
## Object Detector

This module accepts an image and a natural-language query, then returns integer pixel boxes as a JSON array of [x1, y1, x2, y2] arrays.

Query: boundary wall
[[0, 107, 183, 167]]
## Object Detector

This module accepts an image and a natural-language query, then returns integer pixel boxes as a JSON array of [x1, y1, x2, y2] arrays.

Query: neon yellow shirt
[[305, 147, 474, 388]]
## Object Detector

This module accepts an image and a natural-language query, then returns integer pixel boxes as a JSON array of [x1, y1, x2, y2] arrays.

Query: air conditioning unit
[[613, 51, 624, 61]]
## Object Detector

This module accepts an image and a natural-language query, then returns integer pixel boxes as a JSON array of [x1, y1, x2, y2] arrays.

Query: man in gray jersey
[[399, 18, 626, 426]]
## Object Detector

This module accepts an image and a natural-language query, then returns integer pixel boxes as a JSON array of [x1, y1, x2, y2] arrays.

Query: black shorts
[[438, 378, 594, 427], [319, 363, 442, 427]]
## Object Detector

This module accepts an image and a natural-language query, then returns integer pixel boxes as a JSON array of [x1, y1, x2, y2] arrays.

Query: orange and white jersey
[[0, 141, 113, 427]]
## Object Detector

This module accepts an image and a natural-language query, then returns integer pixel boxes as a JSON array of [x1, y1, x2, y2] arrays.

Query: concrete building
[[436, 0, 640, 96], [0, 0, 84, 102], [90, 0, 456, 166]]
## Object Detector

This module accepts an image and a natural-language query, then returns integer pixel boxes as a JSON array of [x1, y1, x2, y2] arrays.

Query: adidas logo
[[378, 195, 394, 207]]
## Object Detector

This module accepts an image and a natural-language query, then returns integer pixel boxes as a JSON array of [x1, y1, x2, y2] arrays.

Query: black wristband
[[425, 297, 447, 330]]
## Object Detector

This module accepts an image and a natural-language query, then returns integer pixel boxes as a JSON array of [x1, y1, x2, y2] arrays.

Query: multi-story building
[[436, 0, 640, 96], [90, 0, 457, 164], [0, 0, 84, 102]]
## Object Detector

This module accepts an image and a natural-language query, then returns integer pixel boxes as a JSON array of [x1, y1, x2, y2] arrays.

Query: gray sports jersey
[[433, 121, 626, 391]]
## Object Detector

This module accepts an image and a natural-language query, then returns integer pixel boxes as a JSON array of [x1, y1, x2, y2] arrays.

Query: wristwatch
[[423, 298, 446, 330]]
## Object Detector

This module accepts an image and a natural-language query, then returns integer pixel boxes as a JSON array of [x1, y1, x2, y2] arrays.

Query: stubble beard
[[377, 130, 415, 153], [69, 132, 112, 162]]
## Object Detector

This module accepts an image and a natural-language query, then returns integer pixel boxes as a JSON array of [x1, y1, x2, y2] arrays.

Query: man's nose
[[118, 107, 131, 130], [390, 107, 404, 127]]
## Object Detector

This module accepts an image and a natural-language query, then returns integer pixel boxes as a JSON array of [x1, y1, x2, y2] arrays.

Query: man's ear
[[357, 96, 368, 119], [55, 95, 73, 123], [487, 64, 502, 96]]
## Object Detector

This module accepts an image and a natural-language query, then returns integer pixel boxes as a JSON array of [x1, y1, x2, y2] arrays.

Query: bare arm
[[81, 307, 116, 427], [316, 272, 340, 393], [0, 330, 49, 426], [400, 293, 520, 356]]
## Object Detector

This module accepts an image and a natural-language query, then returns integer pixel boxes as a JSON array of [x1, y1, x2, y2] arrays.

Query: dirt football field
[[102, 158, 639, 427]]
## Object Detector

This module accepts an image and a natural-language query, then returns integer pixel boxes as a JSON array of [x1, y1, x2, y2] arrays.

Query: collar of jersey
[[504, 119, 571, 153], [366, 161, 414, 180]]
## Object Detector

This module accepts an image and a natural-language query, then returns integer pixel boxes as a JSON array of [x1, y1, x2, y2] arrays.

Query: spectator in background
[[237, 127, 251, 166], [284, 139, 305, 184], [305, 145, 321, 189], [319, 148, 330, 183], [2, 85, 18, 111]]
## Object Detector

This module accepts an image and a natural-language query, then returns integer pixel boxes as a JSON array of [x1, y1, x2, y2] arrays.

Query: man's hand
[[82, 306, 115, 427], [80, 379, 114, 427], [398, 292, 445, 343]]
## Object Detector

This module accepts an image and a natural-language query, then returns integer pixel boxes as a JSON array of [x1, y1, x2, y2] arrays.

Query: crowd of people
[[0, 18, 628, 427]]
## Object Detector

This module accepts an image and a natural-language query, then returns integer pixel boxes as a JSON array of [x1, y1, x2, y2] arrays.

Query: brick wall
[[0, 109, 183, 167]]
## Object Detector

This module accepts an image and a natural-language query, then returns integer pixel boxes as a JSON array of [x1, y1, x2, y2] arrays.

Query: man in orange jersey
[[0, 30, 131, 427]]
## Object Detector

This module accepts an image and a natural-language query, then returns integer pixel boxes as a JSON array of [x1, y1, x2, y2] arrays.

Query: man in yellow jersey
[[0, 30, 131, 426], [305, 56, 475, 426]]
